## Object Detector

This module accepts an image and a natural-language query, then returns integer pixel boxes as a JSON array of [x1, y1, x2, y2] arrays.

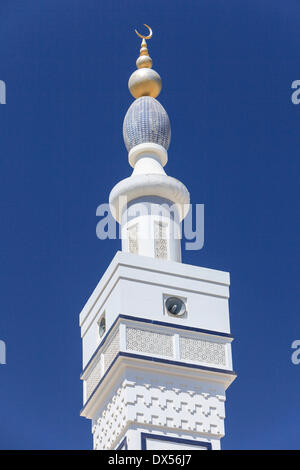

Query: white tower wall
[[79, 252, 235, 450]]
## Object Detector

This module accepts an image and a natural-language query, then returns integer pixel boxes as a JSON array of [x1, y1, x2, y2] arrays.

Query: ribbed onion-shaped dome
[[123, 96, 171, 152]]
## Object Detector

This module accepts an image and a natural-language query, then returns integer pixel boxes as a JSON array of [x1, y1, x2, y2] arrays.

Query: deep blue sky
[[0, 0, 299, 449]]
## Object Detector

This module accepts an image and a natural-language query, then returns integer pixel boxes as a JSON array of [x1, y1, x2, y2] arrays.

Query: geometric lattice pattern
[[128, 224, 139, 255], [86, 358, 102, 400], [126, 327, 173, 357], [123, 96, 171, 152], [180, 336, 226, 366], [92, 377, 226, 450], [103, 329, 120, 370], [83, 323, 230, 408], [154, 222, 168, 259]]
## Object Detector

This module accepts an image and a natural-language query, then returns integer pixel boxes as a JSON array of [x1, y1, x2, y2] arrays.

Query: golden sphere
[[136, 55, 152, 69], [128, 68, 162, 99]]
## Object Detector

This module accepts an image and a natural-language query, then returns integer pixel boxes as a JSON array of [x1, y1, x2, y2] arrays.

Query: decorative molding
[[83, 317, 234, 406], [92, 376, 225, 450], [81, 314, 233, 379], [82, 352, 236, 419]]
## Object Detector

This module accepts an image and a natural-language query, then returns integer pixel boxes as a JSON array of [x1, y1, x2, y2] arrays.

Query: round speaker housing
[[165, 297, 186, 317]]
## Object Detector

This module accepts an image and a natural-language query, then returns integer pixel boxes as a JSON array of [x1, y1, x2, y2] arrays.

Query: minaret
[[79, 26, 236, 451]]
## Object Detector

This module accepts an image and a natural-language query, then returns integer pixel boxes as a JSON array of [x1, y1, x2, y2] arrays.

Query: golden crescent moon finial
[[135, 24, 153, 40]]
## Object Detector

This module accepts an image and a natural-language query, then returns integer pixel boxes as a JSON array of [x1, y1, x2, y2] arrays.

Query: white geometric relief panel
[[92, 378, 226, 450], [126, 327, 173, 357], [103, 329, 120, 371], [180, 336, 226, 366], [86, 358, 102, 401]]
